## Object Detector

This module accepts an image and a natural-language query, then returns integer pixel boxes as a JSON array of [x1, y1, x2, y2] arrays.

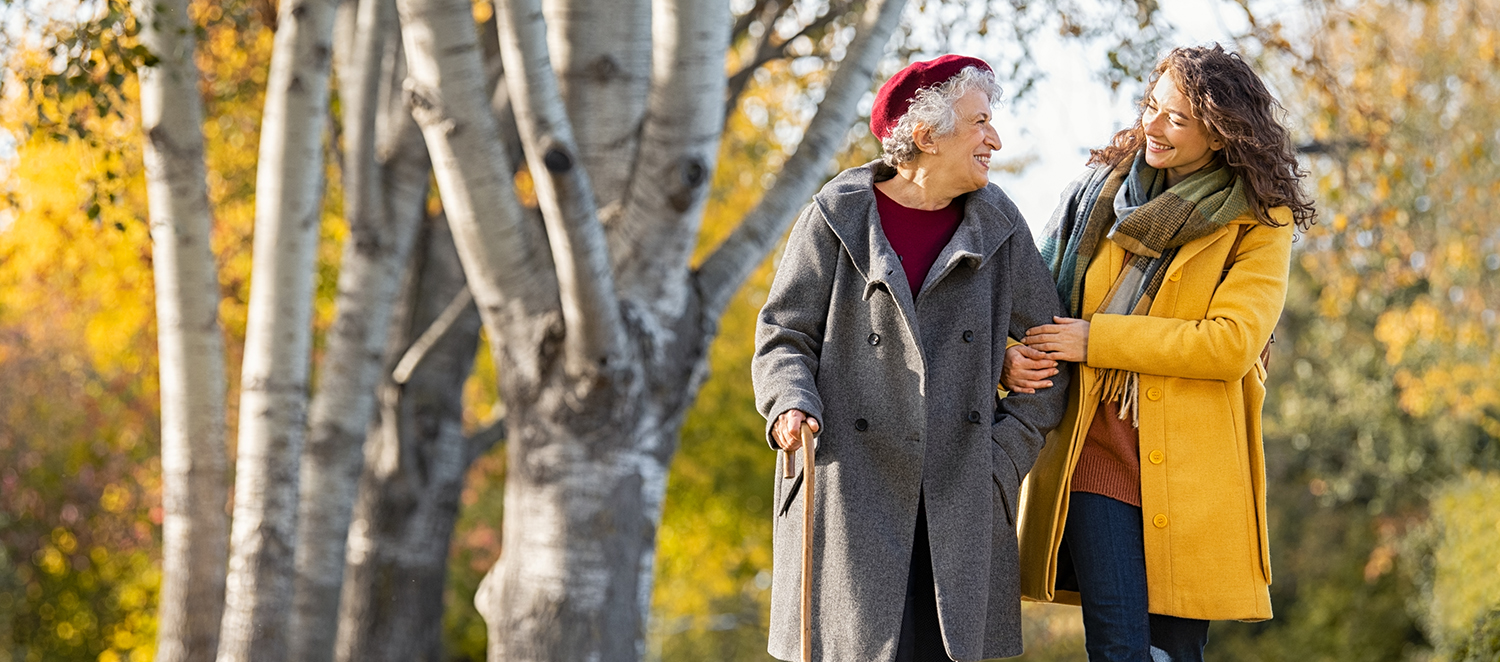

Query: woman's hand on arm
[[772, 410, 821, 452], [1000, 343, 1059, 394], [1022, 316, 1090, 363]]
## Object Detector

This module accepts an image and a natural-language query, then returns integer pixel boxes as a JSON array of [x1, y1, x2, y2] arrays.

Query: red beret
[[870, 54, 992, 140]]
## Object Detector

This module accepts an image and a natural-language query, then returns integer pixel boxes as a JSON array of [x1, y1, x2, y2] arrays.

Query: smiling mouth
[[974, 154, 991, 167], [1147, 138, 1173, 152]]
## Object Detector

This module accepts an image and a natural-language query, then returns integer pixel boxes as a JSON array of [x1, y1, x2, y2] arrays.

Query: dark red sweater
[[874, 186, 964, 295]]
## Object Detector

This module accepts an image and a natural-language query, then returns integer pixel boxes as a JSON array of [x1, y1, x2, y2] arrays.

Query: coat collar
[[813, 161, 1023, 302]]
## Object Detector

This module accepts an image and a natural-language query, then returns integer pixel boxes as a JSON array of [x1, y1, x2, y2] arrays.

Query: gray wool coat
[[752, 162, 1071, 662]]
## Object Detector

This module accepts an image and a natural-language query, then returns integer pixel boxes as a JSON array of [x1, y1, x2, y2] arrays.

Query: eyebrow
[[1149, 89, 1195, 121]]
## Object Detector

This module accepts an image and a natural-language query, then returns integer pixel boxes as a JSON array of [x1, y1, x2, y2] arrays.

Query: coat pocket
[[992, 441, 1021, 528], [1244, 359, 1272, 584], [779, 472, 804, 518]]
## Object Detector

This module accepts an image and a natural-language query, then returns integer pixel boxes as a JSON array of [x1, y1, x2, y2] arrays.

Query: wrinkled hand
[[773, 410, 820, 452], [1022, 316, 1090, 363], [1000, 343, 1059, 394]]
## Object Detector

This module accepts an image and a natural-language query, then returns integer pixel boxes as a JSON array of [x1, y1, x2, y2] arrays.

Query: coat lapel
[[916, 186, 1018, 301], [1161, 218, 1254, 290], [815, 164, 921, 344]]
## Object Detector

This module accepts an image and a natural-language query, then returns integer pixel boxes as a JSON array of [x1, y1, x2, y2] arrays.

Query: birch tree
[[331, 214, 497, 662], [135, 0, 230, 658], [89, 0, 1176, 659], [219, 0, 339, 658], [394, 0, 906, 657], [285, 0, 434, 656]]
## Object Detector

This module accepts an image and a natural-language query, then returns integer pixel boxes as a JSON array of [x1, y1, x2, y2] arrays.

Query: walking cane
[[798, 422, 815, 662]]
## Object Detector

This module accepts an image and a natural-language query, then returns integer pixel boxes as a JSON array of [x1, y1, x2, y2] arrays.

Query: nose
[[984, 122, 1001, 150], [1142, 109, 1165, 136]]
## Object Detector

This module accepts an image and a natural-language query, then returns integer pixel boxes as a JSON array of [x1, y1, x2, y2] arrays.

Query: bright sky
[[981, 0, 1255, 232]]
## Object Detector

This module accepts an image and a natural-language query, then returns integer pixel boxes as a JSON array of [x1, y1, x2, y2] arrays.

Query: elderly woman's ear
[[912, 124, 939, 154]]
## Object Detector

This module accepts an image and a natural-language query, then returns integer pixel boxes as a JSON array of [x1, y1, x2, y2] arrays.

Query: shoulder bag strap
[[1216, 223, 1274, 370]]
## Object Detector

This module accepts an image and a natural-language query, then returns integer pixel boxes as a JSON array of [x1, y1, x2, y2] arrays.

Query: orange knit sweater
[[1071, 399, 1141, 507]]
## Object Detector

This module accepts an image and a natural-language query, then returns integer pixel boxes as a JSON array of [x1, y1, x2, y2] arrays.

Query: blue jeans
[[1063, 492, 1209, 662]]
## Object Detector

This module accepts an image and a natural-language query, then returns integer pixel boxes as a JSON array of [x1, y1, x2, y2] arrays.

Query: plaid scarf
[[1038, 150, 1248, 425]]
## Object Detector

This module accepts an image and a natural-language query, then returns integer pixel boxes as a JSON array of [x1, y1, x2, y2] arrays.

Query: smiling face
[[1141, 68, 1225, 185], [919, 88, 1001, 194]]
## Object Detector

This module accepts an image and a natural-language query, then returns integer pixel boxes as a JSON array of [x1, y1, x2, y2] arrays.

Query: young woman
[[1002, 44, 1316, 661]]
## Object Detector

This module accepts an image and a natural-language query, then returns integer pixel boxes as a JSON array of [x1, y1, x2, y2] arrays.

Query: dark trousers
[[896, 493, 953, 662], [1064, 492, 1209, 662]]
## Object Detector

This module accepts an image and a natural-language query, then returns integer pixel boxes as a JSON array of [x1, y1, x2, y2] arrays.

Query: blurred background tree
[[1199, 2, 1500, 661]]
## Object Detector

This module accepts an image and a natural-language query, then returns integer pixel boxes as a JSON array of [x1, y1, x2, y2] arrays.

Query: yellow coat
[[1016, 207, 1294, 621]]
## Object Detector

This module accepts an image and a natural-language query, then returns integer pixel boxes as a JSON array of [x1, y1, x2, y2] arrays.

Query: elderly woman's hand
[[1022, 316, 1090, 363], [773, 409, 821, 452], [1000, 343, 1059, 394]]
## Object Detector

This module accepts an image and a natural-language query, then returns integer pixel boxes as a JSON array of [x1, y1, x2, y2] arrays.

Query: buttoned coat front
[[1015, 203, 1295, 622], [752, 163, 1071, 662]]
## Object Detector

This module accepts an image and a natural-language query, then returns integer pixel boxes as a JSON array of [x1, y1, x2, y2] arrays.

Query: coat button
[[1153, 513, 1169, 528], [867, 333, 880, 346], [1149, 449, 1164, 464], [962, 330, 974, 343], [1169, 270, 1182, 282], [968, 410, 981, 423], [854, 418, 868, 431], [1146, 387, 1163, 401]]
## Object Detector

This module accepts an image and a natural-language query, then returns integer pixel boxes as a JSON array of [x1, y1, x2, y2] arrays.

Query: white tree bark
[[610, 0, 732, 325], [396, 0, 562, 388], [218, 0, 339, 659], [287, 0, 432, 656], [332, 215, 492, 662], [495, 0, 627, 377], [468, 1, 904, 660], [696, 0, 907, 320], [137, 0, 230, 659], [542, 0, 651, 210], [391, 0, 904, 659]]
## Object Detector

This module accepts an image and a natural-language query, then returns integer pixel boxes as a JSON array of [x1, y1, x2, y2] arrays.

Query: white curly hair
[[880, 66, 1003, 167]]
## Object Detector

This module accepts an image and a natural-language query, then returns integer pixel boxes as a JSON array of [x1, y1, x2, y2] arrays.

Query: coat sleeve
[[992, 219, 1072, 478], [1088, 218, 1294, 381], [751, 202, 840, 449]]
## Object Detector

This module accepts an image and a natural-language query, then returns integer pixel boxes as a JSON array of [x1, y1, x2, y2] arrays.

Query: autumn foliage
[[1, 0, 1498, 660]]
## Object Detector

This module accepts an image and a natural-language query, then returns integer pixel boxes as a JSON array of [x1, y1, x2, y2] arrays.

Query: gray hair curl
[[880, 66, 1003, 167]]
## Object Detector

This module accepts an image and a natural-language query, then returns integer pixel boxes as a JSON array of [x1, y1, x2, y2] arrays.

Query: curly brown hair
[[1089, 44, 1316, 230]]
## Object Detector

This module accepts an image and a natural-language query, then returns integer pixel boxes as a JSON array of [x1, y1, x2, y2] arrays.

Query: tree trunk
[[396, 0, 904, 658], [476, 322, 710, 661], [471, 1, 905, 658], [395, 0, 563, 390], [542, 0, 650, 211], [219, 0, 338, 658], [137, 0, 231, 658], [333, 215, 492, 662], [287, 0, 432, 656]]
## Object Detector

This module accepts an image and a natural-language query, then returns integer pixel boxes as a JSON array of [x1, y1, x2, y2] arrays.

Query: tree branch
[[495, 0, 627, 376], [729, 0, 777, 47], [396, 0, 561, 388], [723, 0, 852, 120], [695, 0, 906, 323], [391, 287, 475, 384], [605, 0, 732, 323], [724, 0, 792, 117]]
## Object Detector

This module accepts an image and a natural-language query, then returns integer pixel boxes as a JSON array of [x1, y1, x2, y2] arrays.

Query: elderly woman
[[752, 55, 1070, 662]]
